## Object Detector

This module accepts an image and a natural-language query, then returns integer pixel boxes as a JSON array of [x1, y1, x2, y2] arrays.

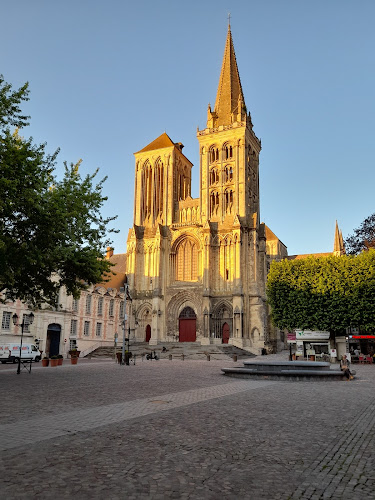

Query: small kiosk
[[295, 330, 331, 361]]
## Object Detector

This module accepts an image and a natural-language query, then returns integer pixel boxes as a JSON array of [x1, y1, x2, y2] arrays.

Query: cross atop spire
[[209, 24, 246, 128]]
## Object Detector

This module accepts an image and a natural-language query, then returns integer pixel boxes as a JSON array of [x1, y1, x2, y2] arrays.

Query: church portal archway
[[179, 307, 196, 342], [222, 323, 230, 344], [145, 324, 151, 343]]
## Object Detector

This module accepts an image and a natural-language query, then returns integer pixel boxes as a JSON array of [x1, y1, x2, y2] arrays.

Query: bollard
[[206, 354, 210, 361], [169, 354, 172, 361], [232, 354, 237, 362]]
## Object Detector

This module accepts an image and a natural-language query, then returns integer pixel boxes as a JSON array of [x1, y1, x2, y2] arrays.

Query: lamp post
[[12, 311, 34, 375], [120, 282, 132, 365]]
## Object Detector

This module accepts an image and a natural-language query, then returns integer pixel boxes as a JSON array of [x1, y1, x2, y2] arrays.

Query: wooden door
[[222, 323, 230, 344], [179, 319, 196, 342]]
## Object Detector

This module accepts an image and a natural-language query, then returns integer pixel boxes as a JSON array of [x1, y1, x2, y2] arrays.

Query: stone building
[[0, 251, 127, 357], [126, 25, 284, 353]]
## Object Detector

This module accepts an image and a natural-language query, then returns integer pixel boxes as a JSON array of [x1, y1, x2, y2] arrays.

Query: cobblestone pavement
[[1, 354, 375, 499]]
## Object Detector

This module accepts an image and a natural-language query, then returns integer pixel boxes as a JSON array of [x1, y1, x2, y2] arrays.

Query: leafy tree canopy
[[345, 213, 375, 255], [266, 251, 375, 333], [0, 75, 117, 306]]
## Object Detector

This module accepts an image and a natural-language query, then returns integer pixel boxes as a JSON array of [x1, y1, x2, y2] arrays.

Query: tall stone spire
[[211, 24, 246, 127], [333, 220, 345, 256]]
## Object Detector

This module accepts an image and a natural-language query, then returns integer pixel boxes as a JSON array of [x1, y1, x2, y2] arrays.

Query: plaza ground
[[0, 353, 374, 499]]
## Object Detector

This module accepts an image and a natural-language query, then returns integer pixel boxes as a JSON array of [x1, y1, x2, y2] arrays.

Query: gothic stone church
[[125, 26, 286, 353]]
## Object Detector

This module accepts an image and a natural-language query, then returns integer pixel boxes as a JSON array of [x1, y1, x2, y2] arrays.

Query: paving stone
[[1, 355, 375, 498]]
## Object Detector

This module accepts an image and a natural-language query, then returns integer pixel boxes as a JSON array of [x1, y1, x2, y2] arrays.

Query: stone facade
[[126, 26, 283, 354], [0, 253, 127, 357]]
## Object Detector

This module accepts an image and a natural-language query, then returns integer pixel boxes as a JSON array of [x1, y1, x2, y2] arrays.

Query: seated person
[[340, 355, 353, 380]]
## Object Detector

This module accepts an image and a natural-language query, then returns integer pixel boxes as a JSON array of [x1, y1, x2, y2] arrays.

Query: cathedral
[[126, 25, 285, 353]]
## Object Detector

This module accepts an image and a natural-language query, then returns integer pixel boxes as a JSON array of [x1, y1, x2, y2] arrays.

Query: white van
[[0, 343, 42, 363]]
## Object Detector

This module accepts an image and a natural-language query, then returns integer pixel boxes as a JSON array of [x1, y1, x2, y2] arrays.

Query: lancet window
[[176, 166, 190, 201], [140, 160, 152, 222], [223, 143, 233, 160], [175, 238, 198, 282], [224, 189, 233, 213], [224, 165, 233, 182], [210, 191, 220, 216], [209, 168, 219, 185], [209, 146, 219, 164], [153, 158, 164, 219]]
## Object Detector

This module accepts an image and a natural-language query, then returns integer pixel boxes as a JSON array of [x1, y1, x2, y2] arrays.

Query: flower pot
[[69, 350, 81, 358], [50, 358, 59, 367], [71, 357, 78, 365], [42, 359, 49, 367], [58, 358, 63, 366]]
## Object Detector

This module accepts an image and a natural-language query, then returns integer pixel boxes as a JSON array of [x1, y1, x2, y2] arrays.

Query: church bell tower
[[197, 24, 261, 228]]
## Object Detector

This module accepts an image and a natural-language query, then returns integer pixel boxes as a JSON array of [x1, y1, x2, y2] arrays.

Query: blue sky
[[2, 0, 375, 255]]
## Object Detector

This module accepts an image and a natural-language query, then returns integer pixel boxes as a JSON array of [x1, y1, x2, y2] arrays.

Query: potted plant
[[69, 349, 80, 358], [50, 355, 59, 367], [57, 354, 63, 366], [42, 356, 49, 367]]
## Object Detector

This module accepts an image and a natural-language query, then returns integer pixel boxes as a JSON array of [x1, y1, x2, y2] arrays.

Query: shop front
[[295, 330, 331, 361], [347, 329, 375, 360]]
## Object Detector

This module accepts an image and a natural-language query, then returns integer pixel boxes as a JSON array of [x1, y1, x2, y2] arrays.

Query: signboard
[[350, 335, 375, 340], [330, 349, 337, 358], [295, 330, 330, 340], [287, 332, 296, 344]]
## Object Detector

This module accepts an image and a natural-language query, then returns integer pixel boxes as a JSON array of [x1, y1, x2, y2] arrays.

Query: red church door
[[179, 307, 196, 342], [222, 323, 230, 344], [145, 324, 151, 343]]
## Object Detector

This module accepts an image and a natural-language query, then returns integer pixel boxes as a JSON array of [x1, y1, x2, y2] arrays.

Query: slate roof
[[100, 253, 127, 291], [135, 132, 175, 154]]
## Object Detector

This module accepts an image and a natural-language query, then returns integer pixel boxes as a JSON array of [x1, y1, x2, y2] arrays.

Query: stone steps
[[88, 342, 254, 361]]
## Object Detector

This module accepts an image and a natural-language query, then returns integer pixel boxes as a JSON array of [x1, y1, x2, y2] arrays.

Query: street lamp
[[120, 282, 132, 366], [120, 318, 129, 365], [12, 312, 34, 375]]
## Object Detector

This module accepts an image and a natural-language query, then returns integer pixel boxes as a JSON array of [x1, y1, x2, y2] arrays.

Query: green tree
[[0, 75, 117, 306], [345, 213, 375, 255], [266, 251, 375, 333]]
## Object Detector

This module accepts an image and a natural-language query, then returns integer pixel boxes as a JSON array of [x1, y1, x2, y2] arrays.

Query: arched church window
[[223, 143, 233, 160], [224, 189, 233, 213], [209, 146, 219, 164], [210, 191, 219, 216], [176, 238, 198, 282], [224, 165, 233, 182], [210, 168, 219, 185]]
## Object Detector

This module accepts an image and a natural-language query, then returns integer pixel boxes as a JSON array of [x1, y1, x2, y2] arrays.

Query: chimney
[[106, 247, 114, 259]]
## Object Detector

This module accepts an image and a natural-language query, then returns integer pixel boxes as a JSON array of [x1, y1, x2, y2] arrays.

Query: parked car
[[0, 343, 42, 363]]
